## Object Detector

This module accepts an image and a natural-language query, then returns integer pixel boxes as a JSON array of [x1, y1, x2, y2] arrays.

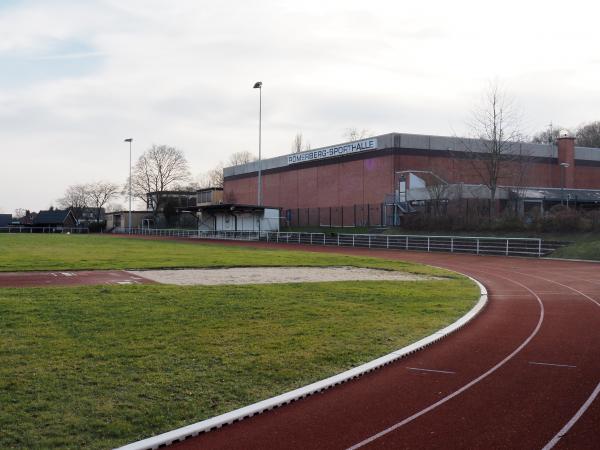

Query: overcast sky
[[1, 0, 599, 213]]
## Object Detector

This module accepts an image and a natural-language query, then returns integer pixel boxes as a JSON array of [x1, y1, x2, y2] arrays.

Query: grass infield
[[2, 234, 441, 273], [0, 235, 478, 449]]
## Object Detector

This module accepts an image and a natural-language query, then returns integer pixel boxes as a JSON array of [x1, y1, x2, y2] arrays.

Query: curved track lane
[[150, 242, 600, 450]]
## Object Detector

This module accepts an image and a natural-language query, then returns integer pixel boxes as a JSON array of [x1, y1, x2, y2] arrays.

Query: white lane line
[[497, 268, 600, 449], [60, 272, 74, 277], [514, 271, 600, 308], [529, 362, 577, 369], [346, 272, 545, 450], [542, 381, 600, 450], [406, 367, 455, 375]]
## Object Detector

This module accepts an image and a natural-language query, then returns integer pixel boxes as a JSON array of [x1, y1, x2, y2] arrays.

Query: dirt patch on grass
[[129, 266, 436, 286]]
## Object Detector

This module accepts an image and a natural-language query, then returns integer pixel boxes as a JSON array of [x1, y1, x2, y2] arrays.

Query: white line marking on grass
[[406, 367, 455, 374], [345, 271, 545, 450], [529, 362, 577, 369], [542, 381, 600, 450]]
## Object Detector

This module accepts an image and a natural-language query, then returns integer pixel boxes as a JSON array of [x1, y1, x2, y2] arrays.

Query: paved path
[[148, 239, 599, 450], [0, 270, 153, 287]]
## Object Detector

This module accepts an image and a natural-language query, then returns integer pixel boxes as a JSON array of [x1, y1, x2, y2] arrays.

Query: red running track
[[141, 239, 599, 450], [0, 270, 153, 288]]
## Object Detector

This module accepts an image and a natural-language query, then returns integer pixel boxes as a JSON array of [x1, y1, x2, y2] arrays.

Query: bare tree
[[106, 202, 124, 213], [58, 184, 89, 219], [87, 181, 120, 222], [14, 208, 27, 219], [530, 124, 566, 144], [129, 144, 191, 214], [291, 132, 311, 153], [228, 151, 257, 166], [576, 121, 600, 148], [199, 162, 224, 188], [426, 182, 449, 218], [343, 127, 373, 142], [462, 82, 524, 218]]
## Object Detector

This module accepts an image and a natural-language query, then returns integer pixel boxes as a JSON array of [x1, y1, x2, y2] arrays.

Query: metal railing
[[0, 226, 89, 234], [113, 228, 262, 241], [264, 232, 543, 257], [115, 228, 545, 257]]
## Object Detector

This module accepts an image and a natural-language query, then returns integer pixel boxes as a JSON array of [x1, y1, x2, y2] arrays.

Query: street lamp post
[[559, 162, 570, 206], [253, 81, 262, 206], [124, 138, 133, 233]]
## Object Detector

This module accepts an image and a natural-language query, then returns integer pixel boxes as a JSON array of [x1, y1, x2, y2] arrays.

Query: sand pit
[[128, 266, 434, 286]]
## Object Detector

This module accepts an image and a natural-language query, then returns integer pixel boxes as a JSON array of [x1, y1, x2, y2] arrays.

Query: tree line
[[44, 148, 258, 221], [530, 121, 600, 147]]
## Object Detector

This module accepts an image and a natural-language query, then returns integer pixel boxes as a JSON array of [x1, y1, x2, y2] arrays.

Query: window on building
[[199, 190, 212, 203]]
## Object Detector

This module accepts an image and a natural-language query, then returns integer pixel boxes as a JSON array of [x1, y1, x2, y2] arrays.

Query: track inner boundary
[[116, 274, 488, 450]]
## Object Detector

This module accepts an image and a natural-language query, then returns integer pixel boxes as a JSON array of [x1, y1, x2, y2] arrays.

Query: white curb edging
[[116, 276, 488, 450]]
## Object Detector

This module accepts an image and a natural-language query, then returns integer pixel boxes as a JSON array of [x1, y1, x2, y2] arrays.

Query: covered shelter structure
[[182, 204, 280, 232]]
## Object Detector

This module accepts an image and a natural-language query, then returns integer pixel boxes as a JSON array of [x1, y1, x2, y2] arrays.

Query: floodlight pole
[[253, 81, 263, 206], [124, 138, 133, 233]]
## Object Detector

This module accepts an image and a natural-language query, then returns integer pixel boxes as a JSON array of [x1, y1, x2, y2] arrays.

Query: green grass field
[[1, 234, 440, 273], [0, 235, 479, 449]]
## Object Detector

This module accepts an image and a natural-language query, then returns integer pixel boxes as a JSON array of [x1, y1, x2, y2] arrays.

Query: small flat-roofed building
[[146, 191, 197, 212], [197, 187, 223, 206], [105, 211, 153, 230]]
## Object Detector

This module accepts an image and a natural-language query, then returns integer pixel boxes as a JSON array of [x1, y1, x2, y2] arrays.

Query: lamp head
[[124, 138, 133, 143], [253, 81, 262, 89]]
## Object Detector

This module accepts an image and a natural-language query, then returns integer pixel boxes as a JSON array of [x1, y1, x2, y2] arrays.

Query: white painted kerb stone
[[116, 276, 488, 450]]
